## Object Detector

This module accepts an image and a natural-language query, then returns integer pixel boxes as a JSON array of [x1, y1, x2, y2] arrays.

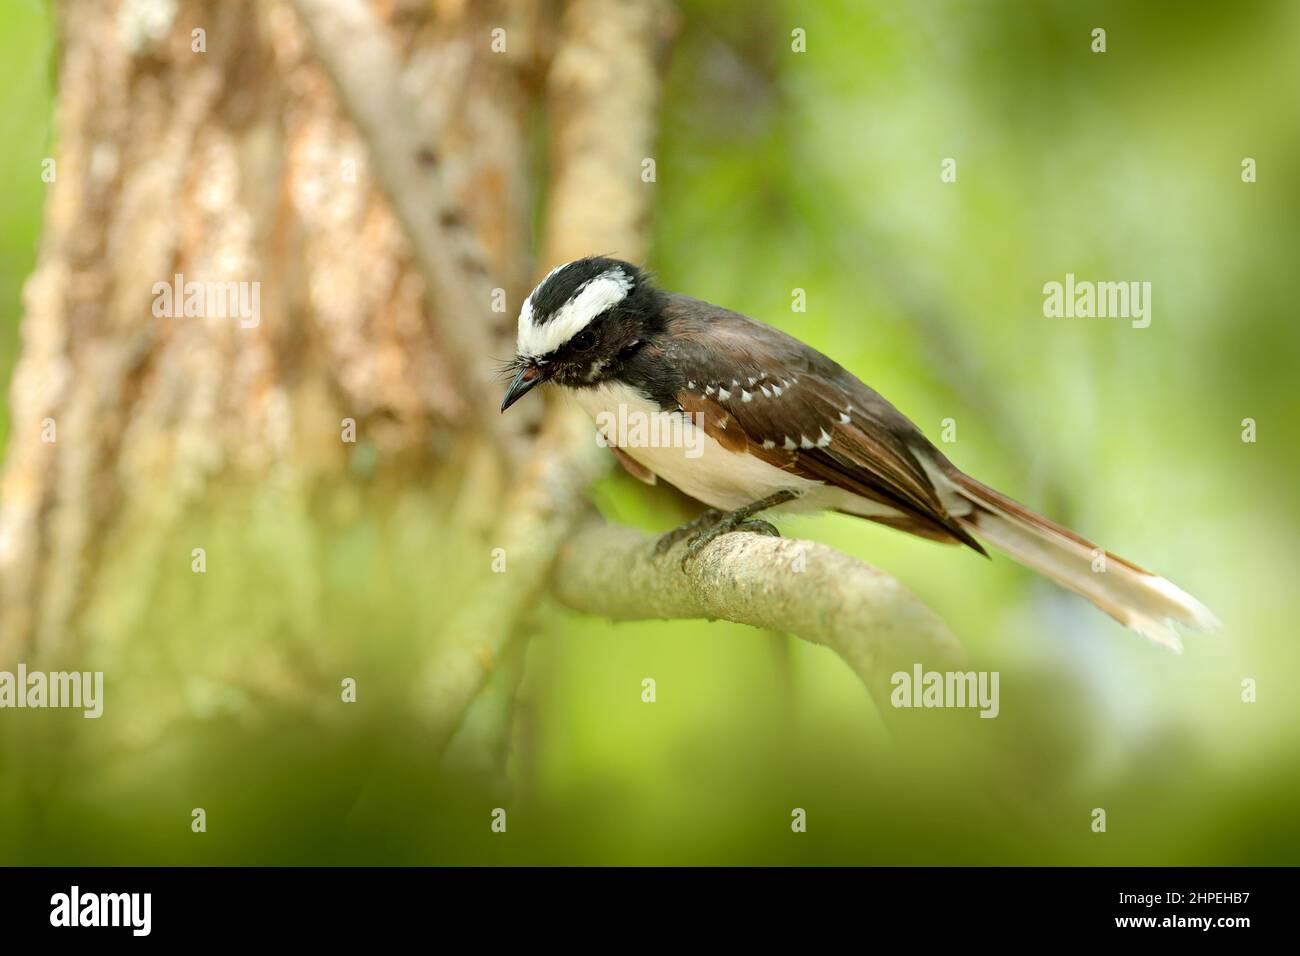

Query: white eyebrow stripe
[[518, 262, 568, 329], [517, 268, 633, 358]]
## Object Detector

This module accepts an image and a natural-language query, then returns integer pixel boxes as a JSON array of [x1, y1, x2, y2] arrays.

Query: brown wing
[[659, 296, 986, 554]]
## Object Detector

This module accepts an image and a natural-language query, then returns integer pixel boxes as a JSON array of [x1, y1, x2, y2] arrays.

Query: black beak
[[500, 363, 544, 412]]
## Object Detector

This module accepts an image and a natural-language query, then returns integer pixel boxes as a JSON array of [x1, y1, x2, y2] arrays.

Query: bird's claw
[[654, 491, 799, 570], [677, 516, 782, 571], [653, 509, 724, 556]]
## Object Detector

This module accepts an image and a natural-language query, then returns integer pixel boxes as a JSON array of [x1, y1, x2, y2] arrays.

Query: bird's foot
[[656, 490, 801, 571], [653, 509, 725, 556], [678, 514, 783, 570]]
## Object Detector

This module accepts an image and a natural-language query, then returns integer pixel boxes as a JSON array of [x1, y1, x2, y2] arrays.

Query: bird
[[499, 256, 1219, 651]]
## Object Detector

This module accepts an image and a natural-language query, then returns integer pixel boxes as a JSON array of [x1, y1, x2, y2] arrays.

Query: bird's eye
[[571, 330, 596, 352]]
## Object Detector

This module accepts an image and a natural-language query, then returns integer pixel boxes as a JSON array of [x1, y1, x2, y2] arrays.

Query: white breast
[[569, 381, 837, 512]]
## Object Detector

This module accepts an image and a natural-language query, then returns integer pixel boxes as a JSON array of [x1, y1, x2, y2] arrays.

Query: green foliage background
[[1, 1, 1297, 865]]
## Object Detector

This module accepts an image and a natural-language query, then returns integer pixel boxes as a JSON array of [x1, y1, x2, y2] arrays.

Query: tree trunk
[[0, 0, 555, 742]]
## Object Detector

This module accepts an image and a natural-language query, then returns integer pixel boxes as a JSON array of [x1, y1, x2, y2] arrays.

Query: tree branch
[[551, 517, 967, 722]]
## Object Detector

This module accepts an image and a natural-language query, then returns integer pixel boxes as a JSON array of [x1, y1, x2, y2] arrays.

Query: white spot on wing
[[741, 390, 752, 402], [717, 387, 731, 400], [817, 428, 832, 447]]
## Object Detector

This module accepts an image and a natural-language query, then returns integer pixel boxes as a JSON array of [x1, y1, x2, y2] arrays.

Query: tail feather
[[943, 470, 1220, 652]]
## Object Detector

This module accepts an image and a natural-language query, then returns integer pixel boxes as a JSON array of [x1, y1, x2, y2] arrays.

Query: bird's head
[[500, 256, 662, 411]]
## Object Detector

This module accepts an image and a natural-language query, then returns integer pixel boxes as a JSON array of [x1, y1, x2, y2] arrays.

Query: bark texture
[[0, 0, 546, 726]]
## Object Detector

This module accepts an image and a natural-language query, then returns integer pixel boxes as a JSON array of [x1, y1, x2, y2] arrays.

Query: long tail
[[941, 469, 1220, 651]]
